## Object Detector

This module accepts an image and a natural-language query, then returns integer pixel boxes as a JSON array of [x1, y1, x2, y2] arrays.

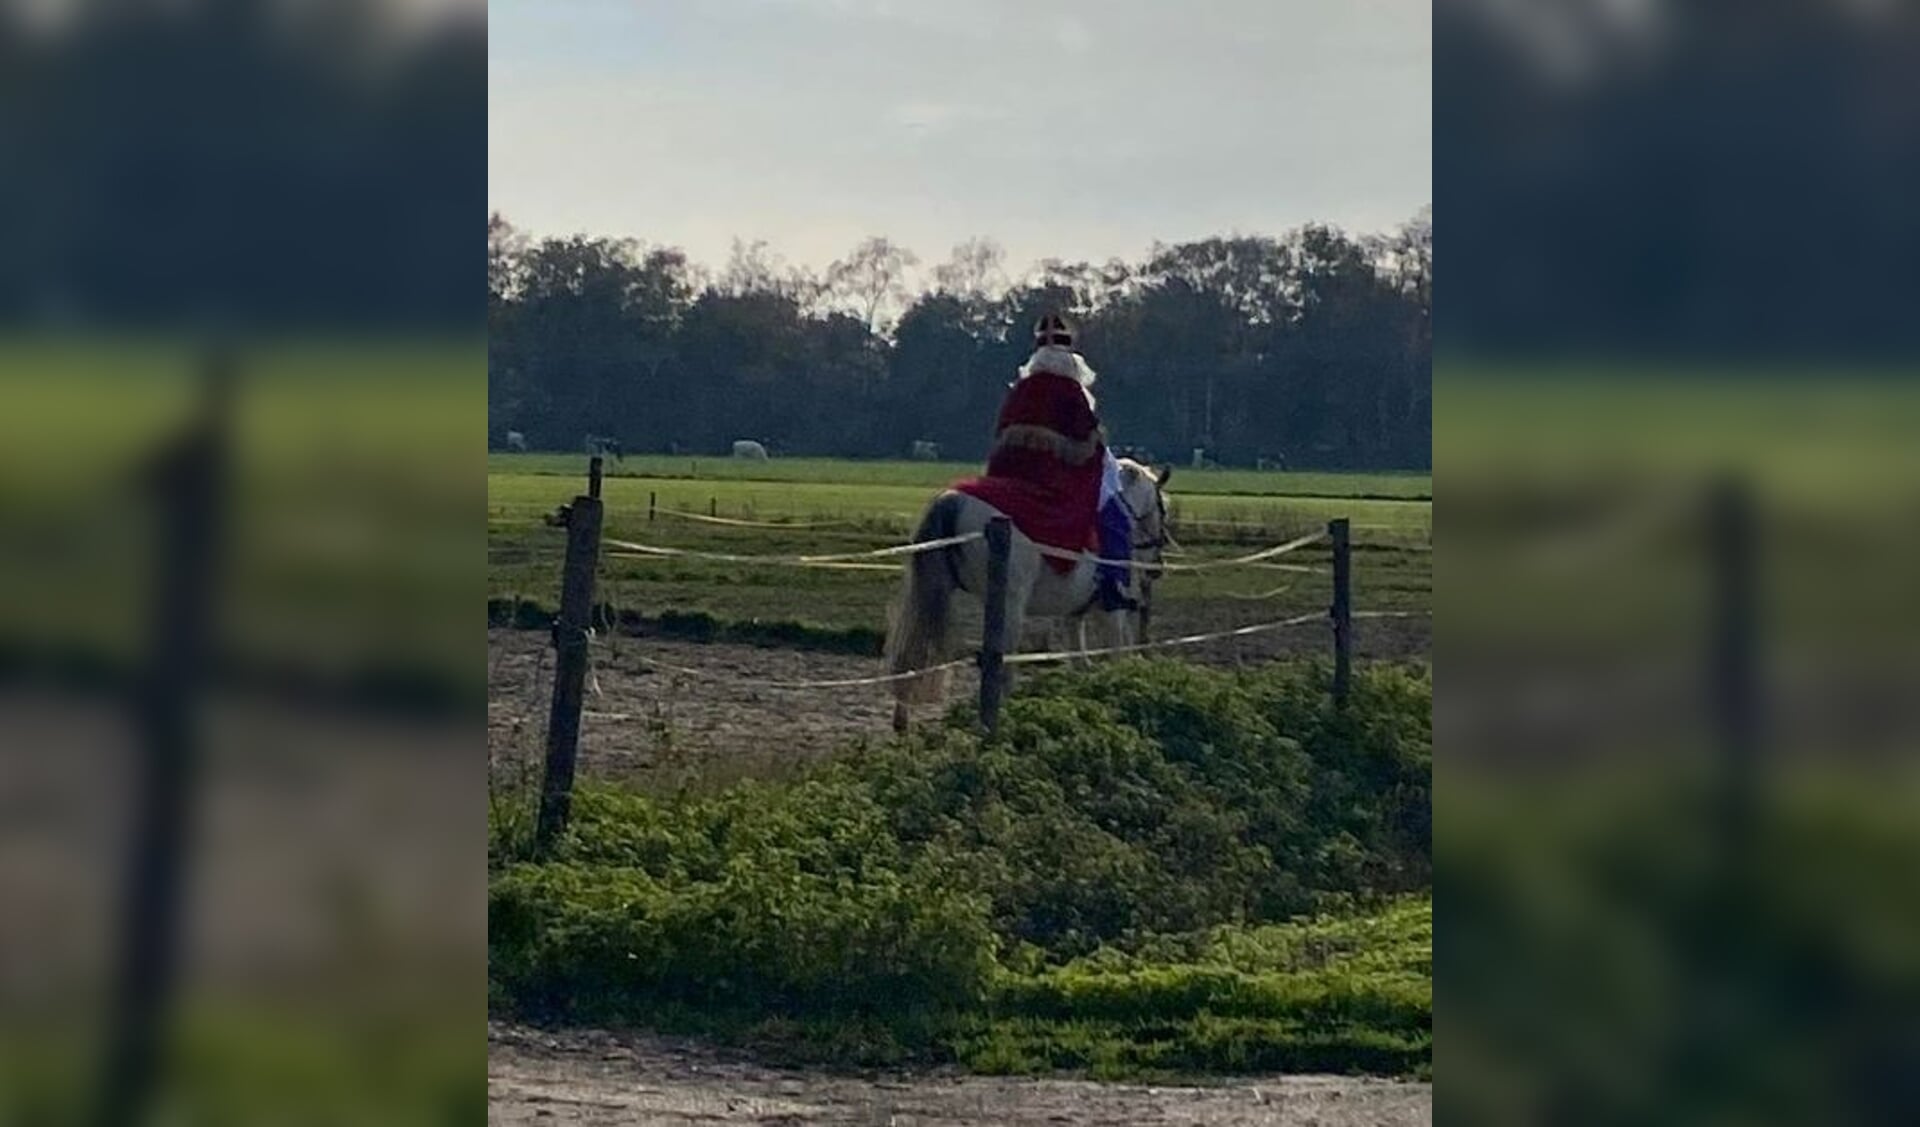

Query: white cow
[[732, 439, 770, 460], [910, 440, 940, 461], [505, 430, 528, 452]]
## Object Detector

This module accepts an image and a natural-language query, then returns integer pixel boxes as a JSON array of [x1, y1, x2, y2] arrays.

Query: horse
[[883, 457, 1173, 731]]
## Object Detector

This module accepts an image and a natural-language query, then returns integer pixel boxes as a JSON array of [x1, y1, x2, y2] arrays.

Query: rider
[[974, 312, 1134, 612]]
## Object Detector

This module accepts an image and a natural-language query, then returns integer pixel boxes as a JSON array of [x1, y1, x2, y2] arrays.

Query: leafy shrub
[[490, 781, 997, 1021], [488, 658, 1433, 1075]]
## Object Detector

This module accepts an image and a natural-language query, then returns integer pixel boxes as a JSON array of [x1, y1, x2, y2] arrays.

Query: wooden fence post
[[1330, 517, 1351, 707], [96, 346, 230, 1127], [1709, 477, 1758, 856], [536, 456, 604, 851], [979, 516, 1012, 733], [709, 496, 717, 518], [648, 490, 656, 522]]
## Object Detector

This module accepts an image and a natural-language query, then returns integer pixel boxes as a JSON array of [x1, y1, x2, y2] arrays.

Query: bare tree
[[930, 236, 1007, 298], [826, 236, 921, 331], [719, 238, 781, 296], [488, 212, 528, 304]]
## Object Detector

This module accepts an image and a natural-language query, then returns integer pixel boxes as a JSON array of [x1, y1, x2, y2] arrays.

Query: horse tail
[[886, 491, 965, 710]]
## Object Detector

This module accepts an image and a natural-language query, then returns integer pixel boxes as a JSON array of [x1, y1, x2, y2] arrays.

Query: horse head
[[1116, 457, 1173, 571]]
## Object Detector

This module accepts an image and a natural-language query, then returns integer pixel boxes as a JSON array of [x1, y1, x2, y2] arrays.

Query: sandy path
[[488, 1023, 1432, 1127]]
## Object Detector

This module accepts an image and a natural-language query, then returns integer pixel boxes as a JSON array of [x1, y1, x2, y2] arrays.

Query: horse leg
[[988, 556, 1038, 703], [1000, 599, 1030, 702], [886, 494, 967, 733]]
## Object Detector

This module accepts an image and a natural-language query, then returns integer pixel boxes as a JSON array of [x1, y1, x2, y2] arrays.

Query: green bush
[[490, 781, 997, 1020], [488, 658, 1433, 1076]]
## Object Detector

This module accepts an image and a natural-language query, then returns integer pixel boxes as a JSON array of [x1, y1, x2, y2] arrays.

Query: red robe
[[954, 372, 1105, 572]]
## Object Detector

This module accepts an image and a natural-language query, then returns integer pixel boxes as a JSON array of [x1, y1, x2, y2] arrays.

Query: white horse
[[883, 457, 1173, 731]]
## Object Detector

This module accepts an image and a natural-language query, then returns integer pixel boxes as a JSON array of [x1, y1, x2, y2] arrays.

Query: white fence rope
[[653, 508, 857, 530], [610, 555, 904, 572], [585, 608, 1430, 695], [1223, 584, 1295, 601], [1006, 611, 1325, 665], [1035, 528, 1326, 573], [574, 607, 1392, 695], [603, 530, 982, 567], [598, 525, 1336, 577], [615, 648, 975, 691]]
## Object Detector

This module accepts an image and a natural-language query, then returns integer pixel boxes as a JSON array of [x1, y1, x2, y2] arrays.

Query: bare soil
[[488, 1023, 1432, 1127], [488, 630, 926, 787], [486, 608, 1427, 788]]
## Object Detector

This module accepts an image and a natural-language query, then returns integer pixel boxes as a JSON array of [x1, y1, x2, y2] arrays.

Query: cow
[[505, 430, 527, 452], [584, 434, 625, 462], [732, 439, 770, 460], [910, 440, 940, 461]]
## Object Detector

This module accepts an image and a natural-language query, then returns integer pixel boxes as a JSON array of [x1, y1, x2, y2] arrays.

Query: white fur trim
[[1018, 345, 1097, 388]]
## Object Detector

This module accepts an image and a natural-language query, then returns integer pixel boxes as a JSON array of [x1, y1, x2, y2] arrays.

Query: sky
[[488, 0, 1431, 278]]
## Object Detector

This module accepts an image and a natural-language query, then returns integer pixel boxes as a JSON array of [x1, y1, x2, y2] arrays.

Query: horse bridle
[[1119, 486, 1171, 558]]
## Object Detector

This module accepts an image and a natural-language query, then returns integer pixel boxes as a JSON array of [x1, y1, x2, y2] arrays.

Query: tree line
[[0, 4, 480, 329], [1437, 1, 1920, 361], [489, 210, 1430, 470]]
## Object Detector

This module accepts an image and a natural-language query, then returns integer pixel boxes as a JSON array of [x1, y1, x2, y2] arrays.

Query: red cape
[[954, 371, 1104, 572]]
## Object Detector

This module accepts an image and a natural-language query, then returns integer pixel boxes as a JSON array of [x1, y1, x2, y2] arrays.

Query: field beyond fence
[[487, 455, 1433, 661]]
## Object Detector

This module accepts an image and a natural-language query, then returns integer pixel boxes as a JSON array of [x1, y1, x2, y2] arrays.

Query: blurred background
[[0, 1, 483, 1123], [10, 0, 1920, 1122], [1437, 0, 1920, 1122]]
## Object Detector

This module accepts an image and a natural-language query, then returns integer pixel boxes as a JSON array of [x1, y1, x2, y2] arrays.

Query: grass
[[488, 452, 1433, 500], [0, 1004, 479, 1126], [959, 896, 1432, 1078], [0, 337, 479, 707]]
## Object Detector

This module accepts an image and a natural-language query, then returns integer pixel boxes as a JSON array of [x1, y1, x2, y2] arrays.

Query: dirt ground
[[488, 630, 928, 786], [488, 1023, 1432, 1127], [487, 608, 1428, 787]]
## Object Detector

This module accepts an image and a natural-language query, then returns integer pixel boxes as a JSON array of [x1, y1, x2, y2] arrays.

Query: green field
[[487, 458, 1433, 652], [0, 339, 479, 699], [488, 452, 1432, 500]]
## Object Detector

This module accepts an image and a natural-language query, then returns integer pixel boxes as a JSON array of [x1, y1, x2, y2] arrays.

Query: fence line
[[653, 508, 858, 530], [577, 609, 1403, 695], [603, 526, 1327, 575], [520, 456, 1427, 839], [609, 554, 904, 572], [488, 605, 1430, 712], [610, 647, 975, 691], [1006, 612, 1326, 665], [603, 530, 982, 567], [1034, 529, 1325, 573], [1222, 584, 1295, 601]]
